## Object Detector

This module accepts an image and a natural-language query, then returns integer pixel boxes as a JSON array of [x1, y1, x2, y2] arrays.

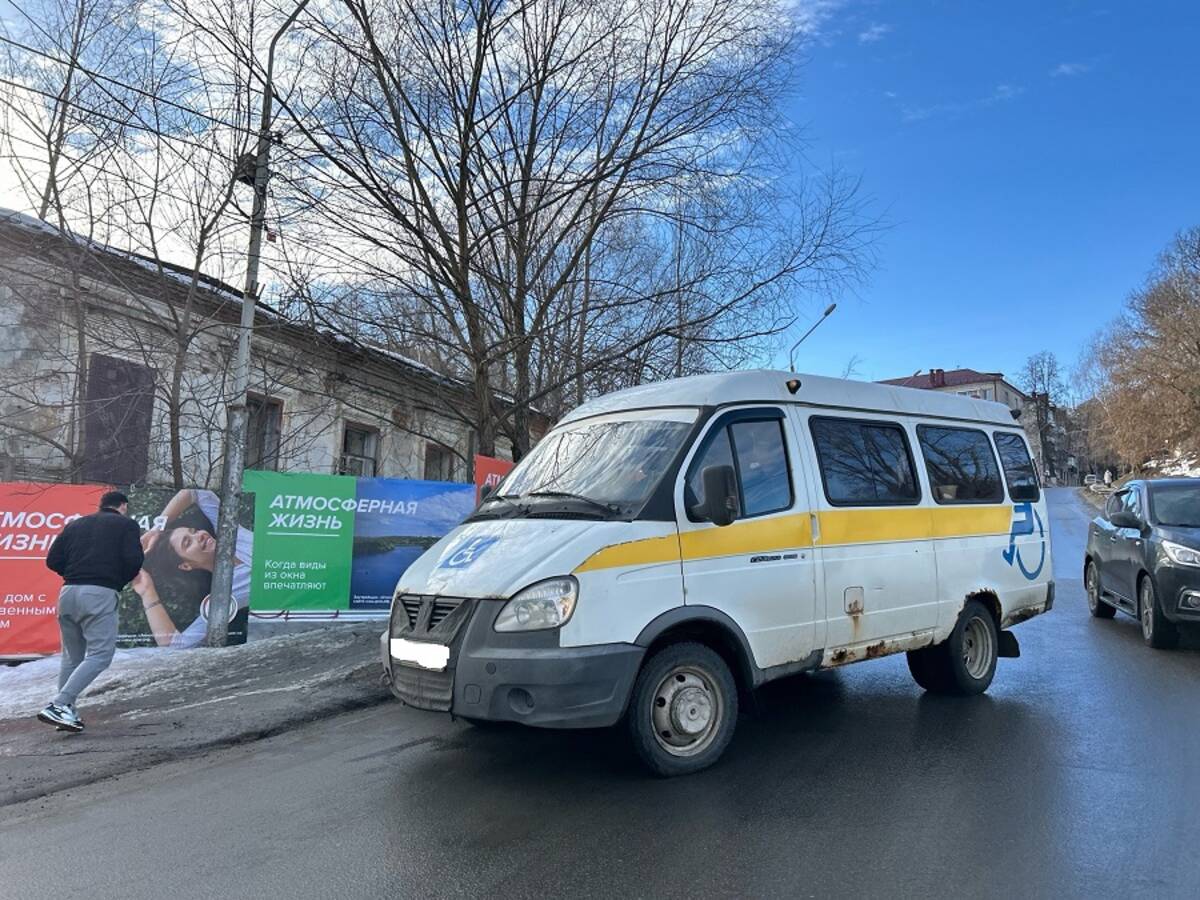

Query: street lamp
[[207, 0, 311, 646], [788, 303, 837, 371]]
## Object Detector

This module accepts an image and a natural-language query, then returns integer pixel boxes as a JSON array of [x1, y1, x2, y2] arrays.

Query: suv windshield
[[1149, 482, 1200, 527], [483, 409, 698, 517]]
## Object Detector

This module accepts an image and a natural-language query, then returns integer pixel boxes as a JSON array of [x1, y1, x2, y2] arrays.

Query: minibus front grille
[[398, 595, 423, 629], [428, 598, 462, 628], [391, 594, 471, 637]]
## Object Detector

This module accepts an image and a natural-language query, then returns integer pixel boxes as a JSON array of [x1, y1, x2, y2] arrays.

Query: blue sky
[[774, 0, 1200, 388]]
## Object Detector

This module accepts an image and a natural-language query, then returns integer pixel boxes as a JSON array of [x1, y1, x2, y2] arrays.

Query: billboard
[[244, 471, 475, 613], [0, 482, 109, 658], [474, 454, 514, 502], [118, 487, 250, 649], [0, 473, 474, 657]]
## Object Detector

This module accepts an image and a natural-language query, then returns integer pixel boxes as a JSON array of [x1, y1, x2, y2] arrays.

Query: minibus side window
[[686, 428, 736, 514], [809, 417, 920, 506], [685, 417, 792, 520], [916, 425, 1004, 504], [993, 432, 1040, 502], [729, 420, 793, 517]]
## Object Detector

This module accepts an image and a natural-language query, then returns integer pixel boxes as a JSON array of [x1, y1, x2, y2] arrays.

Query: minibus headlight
[[494, 577, 578, 632]]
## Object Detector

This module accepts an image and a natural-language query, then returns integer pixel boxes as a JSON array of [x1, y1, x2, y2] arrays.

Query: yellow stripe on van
[[573, 533, 682, 573], [679, 513, 812, 559], [925, 505, 1012, 539], [572, 505, 1015, 574], [815, 505, 1011, 545]]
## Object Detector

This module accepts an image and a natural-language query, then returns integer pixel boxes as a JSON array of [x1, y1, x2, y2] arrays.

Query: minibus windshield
[[485, 409, 698, 517]]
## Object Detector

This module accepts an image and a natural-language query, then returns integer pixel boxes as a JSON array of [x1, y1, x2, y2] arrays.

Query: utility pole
[[207, 0, 310, 646]]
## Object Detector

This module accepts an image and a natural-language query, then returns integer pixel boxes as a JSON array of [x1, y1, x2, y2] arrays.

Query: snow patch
[[0, 627, 369, 722], [1146, 452, 1200, 478]]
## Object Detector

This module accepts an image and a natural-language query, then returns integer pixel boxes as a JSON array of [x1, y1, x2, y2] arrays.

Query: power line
[[0, 33, 258, 137], [0, 75, 233, 157], [2, 130, 243, 212]]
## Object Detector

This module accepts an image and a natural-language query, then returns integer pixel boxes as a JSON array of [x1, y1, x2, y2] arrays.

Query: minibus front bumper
[[382, 597, 644, 729]]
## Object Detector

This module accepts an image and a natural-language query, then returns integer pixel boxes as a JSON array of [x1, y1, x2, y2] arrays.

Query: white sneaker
[[37, 703, 83, 732]]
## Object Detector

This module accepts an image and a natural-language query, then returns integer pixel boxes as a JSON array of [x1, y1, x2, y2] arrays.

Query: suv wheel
[[906, 599, 998, 696], [1086, 560, 1116, 619], [1139, 575, 1179, 650], [626, 642, 738, 777]]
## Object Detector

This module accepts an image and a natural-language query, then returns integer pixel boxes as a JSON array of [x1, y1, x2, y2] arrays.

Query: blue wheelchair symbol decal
[[1003, 501, 1045, 580], [440, 535, 499, 569]]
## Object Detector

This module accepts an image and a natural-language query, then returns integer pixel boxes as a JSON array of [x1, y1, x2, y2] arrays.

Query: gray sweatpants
[[54, 585, 119, 707]]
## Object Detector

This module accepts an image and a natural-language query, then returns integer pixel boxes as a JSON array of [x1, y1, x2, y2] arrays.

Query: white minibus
[[381, 370, 1054, 775]]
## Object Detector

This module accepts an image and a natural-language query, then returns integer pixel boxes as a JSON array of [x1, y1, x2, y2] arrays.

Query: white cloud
[[1051, 62, 1091, 77], [789, 0, 851, 38], [902, 83, 1025, 123], [858, 22, 892, 43]]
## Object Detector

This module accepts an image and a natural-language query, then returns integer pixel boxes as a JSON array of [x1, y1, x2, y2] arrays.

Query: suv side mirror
[[698, 464, 738, 527], [1110, 510, 1141, 530]]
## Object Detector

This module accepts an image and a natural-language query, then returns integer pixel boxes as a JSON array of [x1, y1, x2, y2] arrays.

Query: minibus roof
[[562, 369, 1019, 428]]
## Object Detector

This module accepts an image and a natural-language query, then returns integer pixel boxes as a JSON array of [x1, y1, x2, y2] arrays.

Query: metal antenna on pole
[[788, 303, 837, 371], [207, 0, 311, 646]]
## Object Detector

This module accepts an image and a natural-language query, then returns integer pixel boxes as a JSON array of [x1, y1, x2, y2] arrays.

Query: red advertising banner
[[474, 454, 515, 502], [0, 482, 109, 658]]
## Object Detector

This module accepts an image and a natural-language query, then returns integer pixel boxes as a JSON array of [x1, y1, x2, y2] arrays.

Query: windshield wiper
[[474, 493, 528, 518], [524, 491, 622, 516]]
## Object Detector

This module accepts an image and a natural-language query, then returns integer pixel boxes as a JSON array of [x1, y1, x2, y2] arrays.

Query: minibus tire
[[626, 642, 738, 777], [940, 599, 998, 695], [905, 645, 951, 692]]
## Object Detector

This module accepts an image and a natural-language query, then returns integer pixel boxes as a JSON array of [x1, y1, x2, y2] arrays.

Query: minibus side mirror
[[700, 465, 738, 527], [479, 483, 497, 502]]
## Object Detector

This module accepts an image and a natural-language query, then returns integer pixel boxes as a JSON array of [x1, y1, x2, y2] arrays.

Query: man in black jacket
[[38, 491, 144, 732]]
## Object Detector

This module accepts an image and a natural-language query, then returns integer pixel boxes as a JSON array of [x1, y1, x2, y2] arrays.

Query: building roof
[[0, 207, 532, 411], [877, 368, 1022, 391], [561, 369, 1019, 427]]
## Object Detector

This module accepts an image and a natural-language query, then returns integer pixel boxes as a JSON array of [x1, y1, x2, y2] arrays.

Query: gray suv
[[1084, 478, 1200, 648]]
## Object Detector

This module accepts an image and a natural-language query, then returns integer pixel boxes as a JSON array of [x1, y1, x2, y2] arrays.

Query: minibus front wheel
[[626, 641, 739, 777]]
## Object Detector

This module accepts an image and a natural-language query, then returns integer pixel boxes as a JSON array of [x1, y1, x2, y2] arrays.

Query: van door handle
[[810, 513, 820, 543]]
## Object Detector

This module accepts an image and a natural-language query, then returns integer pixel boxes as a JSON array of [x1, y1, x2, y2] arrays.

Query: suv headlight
[[1162, 540, 1200, 567], [494, 577, 578, 632]]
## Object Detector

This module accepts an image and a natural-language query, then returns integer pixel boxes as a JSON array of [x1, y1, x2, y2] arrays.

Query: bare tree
[[1083, 227, 1200, 470], [257, 0, 873, 462], [1018, 350, 1067, 479]]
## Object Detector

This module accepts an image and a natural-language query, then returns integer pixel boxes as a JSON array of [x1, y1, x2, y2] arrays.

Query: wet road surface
[[2, 489, 1198, 899]]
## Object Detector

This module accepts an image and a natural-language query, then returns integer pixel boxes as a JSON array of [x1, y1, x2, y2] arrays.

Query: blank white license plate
[[390, 638, 450, 672]]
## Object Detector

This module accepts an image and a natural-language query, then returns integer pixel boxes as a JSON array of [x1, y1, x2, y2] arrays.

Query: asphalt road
[[3, 489, 1198, 899]]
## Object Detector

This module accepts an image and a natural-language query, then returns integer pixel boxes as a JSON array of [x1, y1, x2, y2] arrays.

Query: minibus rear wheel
[[906, 599, 997, 696], [626, 641, 738, 777]]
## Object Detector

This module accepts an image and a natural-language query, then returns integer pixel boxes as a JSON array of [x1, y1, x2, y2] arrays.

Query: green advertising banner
[[243, 470, 476, 613], [245, 471, 357, 611]]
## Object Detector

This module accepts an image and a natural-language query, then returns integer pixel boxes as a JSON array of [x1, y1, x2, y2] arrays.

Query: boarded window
[[81, 354, 155, 485], [424, 443, 456, 481], [246, 395, 283, 471], [339, 424, 378, 477]]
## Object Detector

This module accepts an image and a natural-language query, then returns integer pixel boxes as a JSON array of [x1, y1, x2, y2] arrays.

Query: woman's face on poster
[[170, 527, 216, 571]]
